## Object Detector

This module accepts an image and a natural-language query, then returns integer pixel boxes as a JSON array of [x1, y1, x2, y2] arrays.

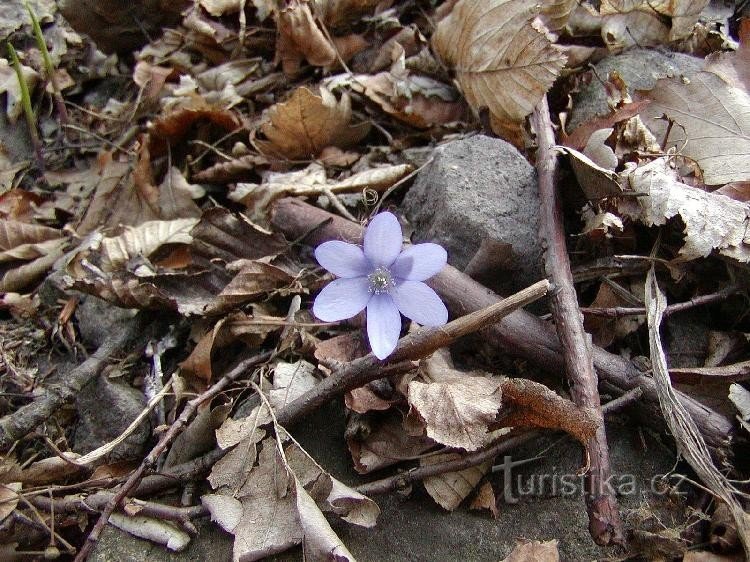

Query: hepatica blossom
[[313, 212, 448, 359]]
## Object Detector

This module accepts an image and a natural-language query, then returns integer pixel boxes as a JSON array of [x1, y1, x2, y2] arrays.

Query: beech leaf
[[432, 0, 566, 140], [407, 372, 503, 451], [421, 453, 492, 511]]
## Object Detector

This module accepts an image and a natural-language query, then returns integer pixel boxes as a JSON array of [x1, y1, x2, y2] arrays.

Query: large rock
[[569, 48, 703, 129], [402, 135, 542, 294]]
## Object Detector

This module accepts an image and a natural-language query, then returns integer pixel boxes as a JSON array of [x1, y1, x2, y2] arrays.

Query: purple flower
[[313, 212, 448, 359]]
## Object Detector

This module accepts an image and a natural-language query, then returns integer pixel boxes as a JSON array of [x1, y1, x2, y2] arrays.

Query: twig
[[356, 388, 643, 496], [531, 96, 623, 545], [269, 200, 734, 453], [0, 314, 151, 451], [276, 280, 550, 426], [73, 350, 272, 562], [581, 284, 741, 318]]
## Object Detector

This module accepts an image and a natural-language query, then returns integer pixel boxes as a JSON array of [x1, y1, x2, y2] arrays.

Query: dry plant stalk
[[645, 267, 750, 558]]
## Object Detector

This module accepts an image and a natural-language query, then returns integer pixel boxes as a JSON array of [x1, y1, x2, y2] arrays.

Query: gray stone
[[569, 48, 703, 129], [74, 295, 137, 348], [402, 135, 543, 294], [73, 375, 150, 462]]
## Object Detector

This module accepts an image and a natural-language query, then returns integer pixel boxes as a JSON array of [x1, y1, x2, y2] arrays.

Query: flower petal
[[391, 281, 448, 327], [315, 241, 370, 278], [366, 293, 402, 359], [313, 277, 371, 322], [390, 243, 447, 281], [364, 212, 402, 267]]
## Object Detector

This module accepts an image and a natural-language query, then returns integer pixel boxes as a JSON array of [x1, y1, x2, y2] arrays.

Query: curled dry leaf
[[729, 383, 750, 433], [407, 371, 503, 451], [421, 452, 492, 511], [0, 220, 67, 292], [108, 512, 190, 552], [469, 480, 498, 518], [432, 0, 566, 142], [347, 413, 434, 474], [230, 162, 413, 219], [315, 0, 389, 29], [618, 158, 750, 262], [275, 0, 336, 76], [99, 218, 198, 272], [253, 87, 371, 160], [637, 71, 750, 186], [19, 452, 84, 486], [539, 0, 578, 32], [557, 145, 622, 201]]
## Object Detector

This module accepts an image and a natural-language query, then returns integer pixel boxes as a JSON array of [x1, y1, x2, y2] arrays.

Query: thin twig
[[73, 350, 272, 562], [581, 284, 741, 318], [532, 96, 623, 545], [276, 280, 550, 426]]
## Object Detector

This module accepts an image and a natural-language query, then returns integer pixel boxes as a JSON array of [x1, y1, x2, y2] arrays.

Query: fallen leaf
[[558, 145, 622, 201], [501, 539, 560, 562], [637, 72, 750, 185], [421, 452, 492, 510], [469, 480, 498, 518], [99, 218, 198, 272], [253, 87, 371, 160], [618, 158, 750, 262], [0, 482, 21, 522], [108, 512, 190, 551], [347, 413, 434, 474], [539, 0, 578, 31], [0, 220, 67, 292], [295, 479, 356, 561], [269, 360, 318, 410], [729, 383, 750, 423], [0, 58, 39, 122], [584, 281, 643, 348], [19, 453, 84, 486], [432, 0, 567, 142], [315, 0, 388, 29], [275, 0, 336, 76], [407, 371, 503, 451]]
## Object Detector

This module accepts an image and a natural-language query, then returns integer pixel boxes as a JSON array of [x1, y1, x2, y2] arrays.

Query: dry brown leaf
[[0, 221, 65, 262], [158, 167, 204, 219], [0, 482, 21, 522], [18, 453, 84, 486], [0, 189, 44, 222], [108, 512, 190, 551], [637, 72, 750, 186], [345, 385, 397, 414], [253, 87, 370, 160], [594, 0, 710, 51], [584, 282, 643, 348], [294, 480, 355, 561], [558, 144, 622, 201], [715, 182, 750, 203], [421, 452, 492, 510], [729, 383, 750, 434], [199, 0, 242, 16], [275, 0, 336, 76], [206, 260, 297, 314], [539, 0, 578, 31], [670, 361, 750, 385], [617, 158, 750, 262], [501, 539, 560, 562], [469, 480, 498, 518], [192, 153, 269, 184], [347, 413, 434, 474], [205, 442, 302, 560], [230, 162, 412, 219], [99, 219, 198, 272], [315, 0, 389, 29], [149, 107, 244, 154], [432, 0, 566, 142], [407, 371, 503, 451], [75, 155, 157, 236]]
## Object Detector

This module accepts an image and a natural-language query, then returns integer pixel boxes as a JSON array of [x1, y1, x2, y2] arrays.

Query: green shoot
[[26, 0, 68, 125], [7, 43, 44, 171]]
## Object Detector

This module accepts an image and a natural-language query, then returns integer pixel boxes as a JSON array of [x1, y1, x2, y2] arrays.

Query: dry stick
[[73, 350, 272, 562], [531, 97, 623, 545], [581, 284, 741, 318], [0, 314, 151, 451], [269, 202, 733, 454], [276, 280, 550, 426], [356, 387, 643, 496]]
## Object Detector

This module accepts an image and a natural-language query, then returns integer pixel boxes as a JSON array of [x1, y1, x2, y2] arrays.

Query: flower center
[[367, 266, 394, 294]]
